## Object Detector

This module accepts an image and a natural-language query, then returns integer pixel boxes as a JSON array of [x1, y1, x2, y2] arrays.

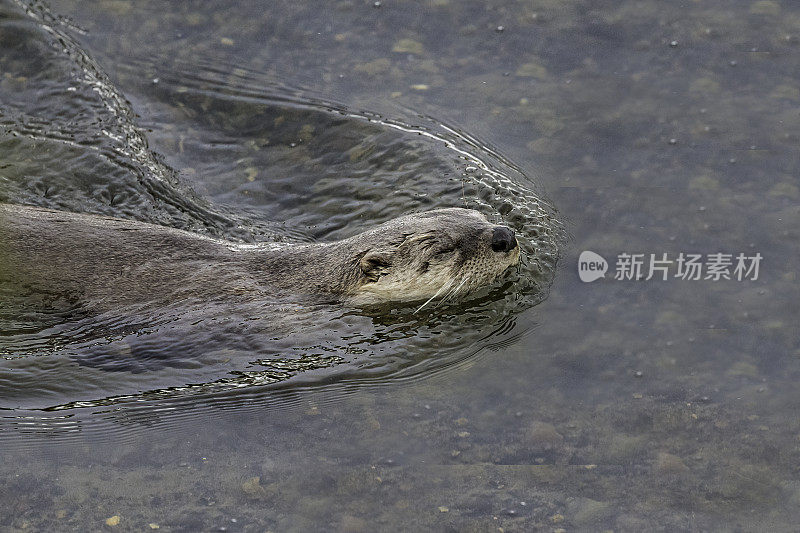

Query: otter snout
[[491, 226, 517, 253]]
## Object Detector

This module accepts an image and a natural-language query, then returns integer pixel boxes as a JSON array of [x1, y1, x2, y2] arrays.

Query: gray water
[[1, 0, 798, 531]]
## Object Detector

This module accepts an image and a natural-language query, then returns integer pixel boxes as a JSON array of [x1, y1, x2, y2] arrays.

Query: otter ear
[[360, 251, 393, 282]]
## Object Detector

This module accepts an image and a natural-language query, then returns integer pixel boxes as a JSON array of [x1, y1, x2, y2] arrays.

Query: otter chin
[[0, 204, 519, 309]]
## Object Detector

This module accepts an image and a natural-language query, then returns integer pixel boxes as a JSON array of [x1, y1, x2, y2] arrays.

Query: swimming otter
[[0, 203, 519, 309]]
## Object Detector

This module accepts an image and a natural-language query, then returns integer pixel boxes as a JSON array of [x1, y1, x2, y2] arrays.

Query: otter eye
[[434, 245, 455, 256]]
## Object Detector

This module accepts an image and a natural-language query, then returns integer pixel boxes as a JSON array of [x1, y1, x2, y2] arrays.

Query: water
[[1, 0, 798, 531]]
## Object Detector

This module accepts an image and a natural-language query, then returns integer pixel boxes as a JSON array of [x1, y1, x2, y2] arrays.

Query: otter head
[[349, 208, 520, 307]]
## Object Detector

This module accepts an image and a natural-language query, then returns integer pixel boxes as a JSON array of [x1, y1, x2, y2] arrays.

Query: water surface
[[1, 0, 799, 531]]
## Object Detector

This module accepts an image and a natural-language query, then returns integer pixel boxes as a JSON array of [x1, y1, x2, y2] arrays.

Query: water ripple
[[0, 0, 564, 440]]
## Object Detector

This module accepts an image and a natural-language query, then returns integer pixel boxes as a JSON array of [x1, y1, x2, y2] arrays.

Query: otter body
[[0, 203, 519, 309]]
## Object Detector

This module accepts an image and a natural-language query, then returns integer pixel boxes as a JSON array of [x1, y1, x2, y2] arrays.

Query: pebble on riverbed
[[241, 476, 275, 500], [526, 422, 564, 451], [392, 38, 425, 55], [653, 452, 690, 477]]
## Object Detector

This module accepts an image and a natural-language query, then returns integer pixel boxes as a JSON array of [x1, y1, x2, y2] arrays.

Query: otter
[[0, 203, 520, 310]]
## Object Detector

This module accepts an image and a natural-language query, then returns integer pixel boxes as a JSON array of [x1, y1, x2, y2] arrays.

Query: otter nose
[[491, 226, 517, 253]]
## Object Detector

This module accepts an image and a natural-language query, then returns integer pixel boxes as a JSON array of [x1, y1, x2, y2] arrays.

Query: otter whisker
[[433, 279, 458, 308], [434, 272, 469, 308], [444, 275, 469, 304], [416, 277, 457, 313], [438, 281, 460, 306]]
